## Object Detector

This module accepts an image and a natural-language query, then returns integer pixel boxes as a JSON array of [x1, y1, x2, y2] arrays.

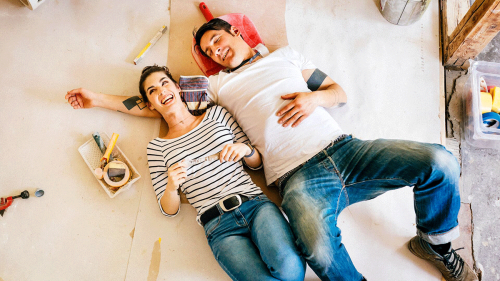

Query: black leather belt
[[200, 195, 249, 226]]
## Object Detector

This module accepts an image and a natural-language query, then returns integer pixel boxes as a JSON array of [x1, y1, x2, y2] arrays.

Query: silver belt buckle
[[219, 194, 242, 212]]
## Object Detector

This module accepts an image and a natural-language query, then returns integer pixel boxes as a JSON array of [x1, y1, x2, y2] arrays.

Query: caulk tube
[[93, 132, 113, 162], [92, 132, 107, 154]]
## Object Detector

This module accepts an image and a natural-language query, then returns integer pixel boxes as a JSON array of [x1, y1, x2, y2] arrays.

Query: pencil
[[134, 25, 168, 65]]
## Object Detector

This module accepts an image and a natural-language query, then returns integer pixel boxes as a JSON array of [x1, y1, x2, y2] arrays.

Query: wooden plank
[[447, 0, 471, 36], [455, 57, 469, 68], [440, 0, 449, 67], [439, 0, 447, 145], [440, 59, 446, 146], [445, 0, 500, 67]]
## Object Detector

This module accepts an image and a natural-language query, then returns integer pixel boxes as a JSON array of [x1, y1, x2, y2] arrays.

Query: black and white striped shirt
[[147, 106, 263, 224]]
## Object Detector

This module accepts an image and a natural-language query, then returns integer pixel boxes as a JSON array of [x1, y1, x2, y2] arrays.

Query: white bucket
[[380, 0, 431, 26]]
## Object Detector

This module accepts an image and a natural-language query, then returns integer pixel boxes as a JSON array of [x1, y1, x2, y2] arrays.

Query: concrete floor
[[0, 0, 468, 280], [445, 31, 500, 281]]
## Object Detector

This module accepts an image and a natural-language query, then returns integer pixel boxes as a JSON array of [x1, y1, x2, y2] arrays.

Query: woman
[[141, 65, 305, 281]]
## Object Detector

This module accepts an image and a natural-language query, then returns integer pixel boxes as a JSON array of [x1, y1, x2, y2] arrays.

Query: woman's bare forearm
[[159, 189, 181, 215], [66, 88, 161, 118], [97, 94, 161, 118]]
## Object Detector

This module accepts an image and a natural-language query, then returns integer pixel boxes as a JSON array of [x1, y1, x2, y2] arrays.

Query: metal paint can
[[380, 0, 431, 26]]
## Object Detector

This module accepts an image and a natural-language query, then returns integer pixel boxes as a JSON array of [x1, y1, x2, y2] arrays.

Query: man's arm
[[65, 88, 161, 118], [276, 68, 347, 127]]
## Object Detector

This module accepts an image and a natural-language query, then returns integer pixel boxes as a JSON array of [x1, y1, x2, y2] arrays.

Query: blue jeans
[[203, 194, 306, 281], [280, 136, 461, 281]]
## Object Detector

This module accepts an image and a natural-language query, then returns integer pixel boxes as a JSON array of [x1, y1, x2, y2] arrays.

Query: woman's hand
[[166, 160, 188, 191], [219, 143, 252, 163], [65, 88, 101, 109]]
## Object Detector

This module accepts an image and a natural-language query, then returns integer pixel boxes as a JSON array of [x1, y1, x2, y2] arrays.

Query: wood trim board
[[442, 0, 500, 68]]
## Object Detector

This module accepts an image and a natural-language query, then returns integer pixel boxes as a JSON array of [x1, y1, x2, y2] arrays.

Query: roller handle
[[11, 190, 29, 199], [101, 133, 119, 164], [199, 2, 214, 21], [0, 197, 13, 210]]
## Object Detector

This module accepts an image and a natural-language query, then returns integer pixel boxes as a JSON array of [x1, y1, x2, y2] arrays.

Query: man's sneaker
[[408, 236, 478, 281]]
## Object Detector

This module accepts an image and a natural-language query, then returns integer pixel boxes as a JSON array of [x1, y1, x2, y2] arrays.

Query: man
[[66, 18, 477, 281]]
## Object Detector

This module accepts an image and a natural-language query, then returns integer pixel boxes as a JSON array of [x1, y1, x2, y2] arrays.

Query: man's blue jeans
[[203, 194, 306, 281], [281, 136, 461, 281]]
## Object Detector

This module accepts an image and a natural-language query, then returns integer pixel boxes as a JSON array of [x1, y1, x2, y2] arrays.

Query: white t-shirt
[[208, 44, 344, 184]]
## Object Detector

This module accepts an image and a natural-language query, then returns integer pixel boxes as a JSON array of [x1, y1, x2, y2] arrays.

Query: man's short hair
[[139, 65, 178, 102], [194, 18, 233, 58]]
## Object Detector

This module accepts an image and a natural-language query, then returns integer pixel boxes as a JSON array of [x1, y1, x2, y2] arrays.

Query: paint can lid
[[35, 189, 44, 197]]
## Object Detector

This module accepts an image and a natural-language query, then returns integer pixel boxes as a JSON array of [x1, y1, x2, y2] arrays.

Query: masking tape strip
[[122, 96, 144, 110], [306, 68, 327, 92]]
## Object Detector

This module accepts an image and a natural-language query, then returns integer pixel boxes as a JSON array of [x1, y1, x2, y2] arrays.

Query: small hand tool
[[0, 190, 30, 217], [93, 132, 114, 162], [187, 152, 220, 165], [199, 2, 214, 21], [101, 133, 119, 169]]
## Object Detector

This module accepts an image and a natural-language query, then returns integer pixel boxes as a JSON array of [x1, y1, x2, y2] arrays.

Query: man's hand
[[166, 161, 188, 191], [66, 88, 100, 109], [219, 143, 251, 162], [277, 92, 318, 128]]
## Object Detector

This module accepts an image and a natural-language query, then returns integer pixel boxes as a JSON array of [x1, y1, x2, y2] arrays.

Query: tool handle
[[101, 133, 119, 163], [11, 190, 29, 199], [0, 197, 13, 210], [199, 2, 214, 21], [92, 132, 107, 154]]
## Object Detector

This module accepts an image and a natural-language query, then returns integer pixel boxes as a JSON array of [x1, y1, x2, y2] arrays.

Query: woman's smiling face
[[143, 71, 181, 111]]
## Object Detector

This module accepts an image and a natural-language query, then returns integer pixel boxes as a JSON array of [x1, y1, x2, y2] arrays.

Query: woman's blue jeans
[[203, 194, 306, 281], [280, 136, 461, 281]]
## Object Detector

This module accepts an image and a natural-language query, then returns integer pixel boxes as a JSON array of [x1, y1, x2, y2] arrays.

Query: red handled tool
[[0, 190, 29, 217], [199, 2, 214, 21]]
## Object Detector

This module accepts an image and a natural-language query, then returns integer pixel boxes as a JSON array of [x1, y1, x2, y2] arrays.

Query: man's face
[[143, 72, 181, 112], [199, 27, 250, 69]]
